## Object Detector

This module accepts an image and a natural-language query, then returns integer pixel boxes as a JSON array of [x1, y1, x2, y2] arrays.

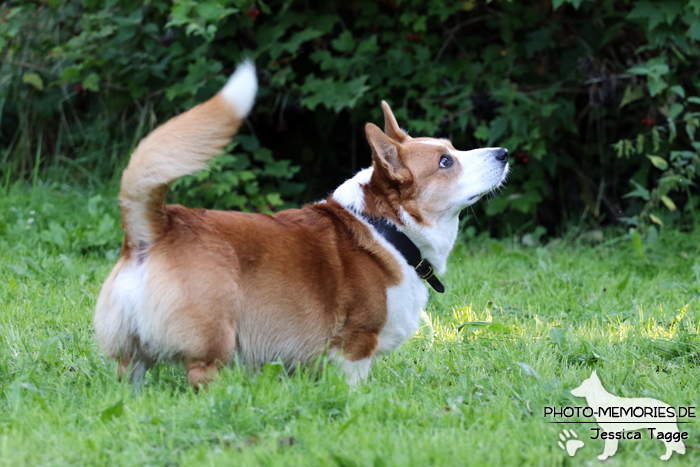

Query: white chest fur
[[377, 260, 428, 353]]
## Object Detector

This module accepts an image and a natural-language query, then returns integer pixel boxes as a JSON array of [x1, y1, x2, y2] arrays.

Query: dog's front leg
[[598, 436, 618, 460], [332, 353, 373, 386], [330, 333, 378, 386], [185, 360, 224, 390]]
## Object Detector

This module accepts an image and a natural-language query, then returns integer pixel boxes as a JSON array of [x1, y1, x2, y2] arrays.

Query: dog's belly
[[230, 287, 340, 369], [376, 262, 428, 353], [234, 311, 333, 370]]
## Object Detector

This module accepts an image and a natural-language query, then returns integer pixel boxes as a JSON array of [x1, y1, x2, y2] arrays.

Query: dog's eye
[[439, 155, 453, 169]]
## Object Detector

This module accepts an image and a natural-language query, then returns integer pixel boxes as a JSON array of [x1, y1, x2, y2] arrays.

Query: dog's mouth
[[467, 164, 510, 202], [499, 162, 511, 184]]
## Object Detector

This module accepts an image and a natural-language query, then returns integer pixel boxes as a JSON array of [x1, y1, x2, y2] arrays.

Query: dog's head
[[571, 370, 602, 398], [363, 101, 509, 226]]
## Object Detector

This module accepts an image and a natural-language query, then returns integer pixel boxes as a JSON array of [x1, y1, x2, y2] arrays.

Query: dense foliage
[[1, 0, 699, 235]]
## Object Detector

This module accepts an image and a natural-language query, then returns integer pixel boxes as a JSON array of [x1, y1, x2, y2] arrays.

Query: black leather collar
[[365, 216, 445, 293]]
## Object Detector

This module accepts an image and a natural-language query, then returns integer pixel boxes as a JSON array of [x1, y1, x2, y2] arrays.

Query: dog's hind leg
[[598, 437, 618, 460], [129, 359, 150, 389], [117, 347, 154, 391], [184, 322, 236, 390], [117, 353, 132, 382]]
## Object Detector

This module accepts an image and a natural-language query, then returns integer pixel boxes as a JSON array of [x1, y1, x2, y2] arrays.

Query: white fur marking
[[450, 147, 510, 208], [107, 260, 149, 352], [379, 263, 427, 352], [419, 140, 448, 147], [398, 210, 458, 275], [332, 167, 373, 213], [221, 60, 258, 117], [330, 350, 372, 386]]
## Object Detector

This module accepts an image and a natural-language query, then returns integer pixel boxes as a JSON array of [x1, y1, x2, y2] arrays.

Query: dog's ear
[[382, 101, 407, 143], [366, 123, 407, 180]]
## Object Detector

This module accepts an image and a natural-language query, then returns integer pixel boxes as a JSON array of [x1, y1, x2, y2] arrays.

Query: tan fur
[[120, 94, 243, 250]]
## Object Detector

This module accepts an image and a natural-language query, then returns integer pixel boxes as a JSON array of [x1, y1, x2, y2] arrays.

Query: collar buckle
[[365, 215, 445, 293], [415, 259, 435, 280]]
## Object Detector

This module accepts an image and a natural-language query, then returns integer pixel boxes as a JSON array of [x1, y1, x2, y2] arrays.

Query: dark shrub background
[[1, 0, 699, 236]]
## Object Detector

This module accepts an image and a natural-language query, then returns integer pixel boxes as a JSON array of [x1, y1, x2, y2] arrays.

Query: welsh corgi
[[94, 61, 509, 388]]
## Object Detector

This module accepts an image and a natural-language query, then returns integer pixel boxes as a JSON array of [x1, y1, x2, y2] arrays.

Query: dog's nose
[[494, 148, 508, 162]]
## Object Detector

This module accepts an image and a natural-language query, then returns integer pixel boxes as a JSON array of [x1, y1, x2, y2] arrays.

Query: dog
[[571, 370, 686, 460], [94, 60, 509, 388]]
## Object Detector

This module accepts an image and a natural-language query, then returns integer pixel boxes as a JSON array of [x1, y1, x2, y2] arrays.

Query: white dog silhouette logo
[[570, 370, 686, 461]]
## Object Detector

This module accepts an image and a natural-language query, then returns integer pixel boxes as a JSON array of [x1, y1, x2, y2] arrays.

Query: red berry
[[81, 91, 87, 97], [1, 17, 6, 23], [647, 120, 654, 126], [442, 104, 449, 109], [246, 8, 260, 19], [74, 84, 83, 91], [5, 9, 9, 14], [270, 60, 278, 66], [406, 34, 420, 42], [522, 157, 529, 163]]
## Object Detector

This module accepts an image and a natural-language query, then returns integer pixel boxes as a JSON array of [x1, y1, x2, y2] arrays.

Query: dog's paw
[[557, 429, 584, 457]]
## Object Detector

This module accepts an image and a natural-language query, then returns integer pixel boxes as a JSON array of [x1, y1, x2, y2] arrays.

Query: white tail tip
[[221, 59, 258, 117]]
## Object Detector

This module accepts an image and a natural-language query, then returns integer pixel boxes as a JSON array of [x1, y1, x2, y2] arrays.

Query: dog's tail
[[119, 60, 257, 251]]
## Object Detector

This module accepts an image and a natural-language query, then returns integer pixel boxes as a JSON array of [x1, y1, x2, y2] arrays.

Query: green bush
[[1, 0, 699, 235]]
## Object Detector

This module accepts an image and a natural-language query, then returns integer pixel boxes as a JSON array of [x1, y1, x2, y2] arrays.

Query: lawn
[[1, 183, 699, 466]]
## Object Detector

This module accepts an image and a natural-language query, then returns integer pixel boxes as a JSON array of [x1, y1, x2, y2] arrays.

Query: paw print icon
[[558, 429, 584, 456]]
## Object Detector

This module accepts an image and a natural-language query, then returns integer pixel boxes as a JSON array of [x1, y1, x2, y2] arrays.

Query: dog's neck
[[332, 167, 458, 275]]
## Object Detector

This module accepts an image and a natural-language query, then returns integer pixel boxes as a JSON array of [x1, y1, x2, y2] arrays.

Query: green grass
[[2, 183, 700, 466]]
